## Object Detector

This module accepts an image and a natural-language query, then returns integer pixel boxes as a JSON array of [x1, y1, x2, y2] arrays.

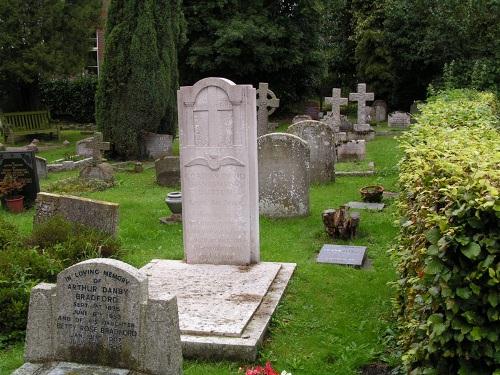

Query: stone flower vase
[[5, 195, 24, 213], [360, 185, 384, 203], [165, 192, 182, 214]]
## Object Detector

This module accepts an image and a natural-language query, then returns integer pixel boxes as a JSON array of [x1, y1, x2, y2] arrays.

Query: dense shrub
[[0, 216, 120, 347], [392, 90, 499, 374], [40, 75, 98, 123]]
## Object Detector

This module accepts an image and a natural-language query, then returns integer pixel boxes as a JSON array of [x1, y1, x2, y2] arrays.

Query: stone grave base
[[13, 361, 139, 375], [159, 213, 182, 224], [347, 201, 385, 211], [140, 260, 296, 361]]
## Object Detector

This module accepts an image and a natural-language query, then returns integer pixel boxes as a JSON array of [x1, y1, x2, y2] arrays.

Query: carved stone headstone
[[143, 132, 173, 159], [373, 100, 387, 122], [292, 114, 312, 124], [155, 156, 180, 187], [0, 151, 40, 207], [256, 82, 280, 137], [324, 88, 348, 130], [177, 77, 259, 265], [17, 258, 182, 375], [80, 132, 114, 182], [35, 156, 47, 179], [388, 111, 411, 128], [77, 137, 94, 157], [337, 140, 366, 161], [34, 192, 119, 235], [349, 83, 374, 126], [287, 120, 335, 184], [258, 133, 310, 218]]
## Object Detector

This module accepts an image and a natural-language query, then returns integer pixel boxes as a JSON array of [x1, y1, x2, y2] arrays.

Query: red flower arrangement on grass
[[241, 361, 291, 375]]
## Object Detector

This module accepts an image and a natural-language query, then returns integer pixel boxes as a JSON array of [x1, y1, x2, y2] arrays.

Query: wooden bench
[[0, 110, 60, 143]]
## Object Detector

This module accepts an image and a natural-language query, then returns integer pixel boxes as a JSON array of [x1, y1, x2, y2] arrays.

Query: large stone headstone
[[349, 83, 374, 126], [258, 133, 310, 218], [143, 132, 173, 159], [20, 258, 182, 375], [373, 100, 387, 122], [388, 111, 411, 128], [155, 156, 181, 187], [287, 120, 336, 184], [177, 77, 259, 265], [34, 192, 119, 235], [256, 82, 280, 137], [0, 151, 40, 207]]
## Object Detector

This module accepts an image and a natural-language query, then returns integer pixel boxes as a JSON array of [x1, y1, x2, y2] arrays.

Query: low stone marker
[[258, 133, 310, 218], [155, 156, 181, 187], [34, 192, 119, 235], [347, 201, 385, 211], [388, 111, 411, 128], [337, 140, 366, 161], [15, 258, 182, 375], [288, 120, 336, 184], [76, 137, 94, 157], [317, 244, 367, 267]]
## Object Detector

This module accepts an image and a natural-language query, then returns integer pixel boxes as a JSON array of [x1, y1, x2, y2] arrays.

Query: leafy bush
[[392, 89, 499, 374], [0, 217, 20, 250], [44, 176, 114, 195], [0, 216, 120, 347], [40, 75, 98, 123]]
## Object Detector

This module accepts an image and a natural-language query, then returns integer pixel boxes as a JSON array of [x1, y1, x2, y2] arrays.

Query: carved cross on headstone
[[325, 88, 348, 126], [90, 132, 110, 164], [256, 82, 280, 137], [349, 83, 374, 125]]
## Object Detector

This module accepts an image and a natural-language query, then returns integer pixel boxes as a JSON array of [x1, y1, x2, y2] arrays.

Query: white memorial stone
[[177, 77, 259, 265]]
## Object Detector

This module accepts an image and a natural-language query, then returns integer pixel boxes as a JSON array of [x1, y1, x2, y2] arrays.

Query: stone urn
[[360, 185, 384, 203], [165, 191, 182, 214]]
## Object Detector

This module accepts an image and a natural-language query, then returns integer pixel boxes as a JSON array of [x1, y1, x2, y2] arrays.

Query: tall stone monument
[[324, 88, 348, 130], [15, 258, 182, 375], [177, 77, 259, 265], [256, 82, 280, 137], [349, 83, 374, 131]]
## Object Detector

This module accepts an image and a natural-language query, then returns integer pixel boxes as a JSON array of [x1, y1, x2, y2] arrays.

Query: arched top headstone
[[292, 114, 312, 124], [288, 120, 334, 139]]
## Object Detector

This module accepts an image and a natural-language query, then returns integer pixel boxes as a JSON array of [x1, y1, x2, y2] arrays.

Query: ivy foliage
[[96, 0, 184, 159], [393, 89, 500, 374]]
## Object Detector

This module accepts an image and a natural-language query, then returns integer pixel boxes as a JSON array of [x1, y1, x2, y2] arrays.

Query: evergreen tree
[[96, 0, 184, 159]]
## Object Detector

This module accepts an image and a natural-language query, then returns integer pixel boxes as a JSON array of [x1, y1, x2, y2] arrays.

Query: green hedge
[[40, 75, 97, 123], [393, 89, 499, 374]]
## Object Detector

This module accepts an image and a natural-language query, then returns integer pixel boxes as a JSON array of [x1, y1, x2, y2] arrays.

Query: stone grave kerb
[[325, 88, 348, 126], [349, 83, 374, 125], [177, 77, 259, 265], [23, 258, 182, 375], [256, 82, 280, 137], [90, 132, 111, 165]]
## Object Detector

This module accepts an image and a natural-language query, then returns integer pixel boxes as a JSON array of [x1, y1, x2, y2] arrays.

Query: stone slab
[[141, 260, 296, 361], [317, 244, 367, 266], [13, 362, 133, 375], [347, 201, 385, 211]]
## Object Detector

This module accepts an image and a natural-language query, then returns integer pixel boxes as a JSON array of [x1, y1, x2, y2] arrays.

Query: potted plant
[[359, 185, 384, 203], [0, 175, 27, 213]]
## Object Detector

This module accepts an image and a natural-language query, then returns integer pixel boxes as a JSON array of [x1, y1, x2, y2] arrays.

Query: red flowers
[[243, 361, 279, 375]]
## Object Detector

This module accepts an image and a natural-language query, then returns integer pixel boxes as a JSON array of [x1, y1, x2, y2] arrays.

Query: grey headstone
[[346, 201, 385, 211], [349, 83, 374, 126], [317, 244, 367, 266], [258, 133, 310, 218], [76, 137, 94, 157], [35, 156, 48, 179], [372, 100, 387, 122], [21, 258, 182, 375], [143, 132, 173, 160], [292, 114, 312, 124], [155, 156, 180, 187], [337, 140, 366, 162], [388, 111, 411, 128], [79, 162, 115, 183], [288, 120, 336, 184], [256, 82, 280, 137]]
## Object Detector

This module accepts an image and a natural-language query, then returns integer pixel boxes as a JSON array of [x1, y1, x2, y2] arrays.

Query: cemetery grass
[[0, 135, 402, 375]]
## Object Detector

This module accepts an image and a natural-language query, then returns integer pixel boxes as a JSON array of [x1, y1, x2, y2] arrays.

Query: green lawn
[[0, 135, 402, 375]]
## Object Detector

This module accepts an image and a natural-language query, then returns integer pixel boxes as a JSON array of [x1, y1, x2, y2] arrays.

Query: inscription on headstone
[[177, 77, 259, 265], [317, 244, 367, 266], [0, 151, 40, 207], [388, 111, 411, 128]]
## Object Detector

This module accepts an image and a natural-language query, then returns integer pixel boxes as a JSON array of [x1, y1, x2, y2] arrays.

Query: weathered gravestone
[[155, 156, 181, 187], [0, 151, 40, 207], [323, 88, 348, 131], [388, 111, 411, 128], [143, 132, 173, 159], [177, 77, 259, 265], [76, 137, 94, 157], [34, 192, 119, 235], [288, 120, 336, 184], [258, 133, 310, 218], [292, 114, 312, 124], [35, 156, 47, 179], [80, 132, 114, 183], [349, 83, 374, 130], [256, 82, 280, 137], [15, 258, 182, 375], [347, 201, 385, 211], [337, 140, 366, 161], [317, 244, 367, 267], [373, 100, 387, 122]]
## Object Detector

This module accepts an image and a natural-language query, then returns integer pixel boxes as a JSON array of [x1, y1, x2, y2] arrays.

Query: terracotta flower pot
[[360, 185, 384, 203], [5, 195, 24, 213]]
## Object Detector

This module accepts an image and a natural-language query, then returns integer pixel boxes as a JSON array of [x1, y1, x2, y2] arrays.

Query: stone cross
[[90, 131, 110, 164], [256, 82, 280, 137], [325, 88, 348, 126], [349, 83, 374, 125]]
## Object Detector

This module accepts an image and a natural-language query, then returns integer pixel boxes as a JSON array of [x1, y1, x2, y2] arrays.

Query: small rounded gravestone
[[79, 162, 115, 183], [62, 140, 70, 146]]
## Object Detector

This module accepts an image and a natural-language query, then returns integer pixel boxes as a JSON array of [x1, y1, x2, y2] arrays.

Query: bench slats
[[1, 110, 59, 142]]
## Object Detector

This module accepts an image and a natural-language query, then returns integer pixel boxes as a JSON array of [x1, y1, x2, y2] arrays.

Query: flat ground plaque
[[347, 201, 385, 211], [317, 244, 367, 266]]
